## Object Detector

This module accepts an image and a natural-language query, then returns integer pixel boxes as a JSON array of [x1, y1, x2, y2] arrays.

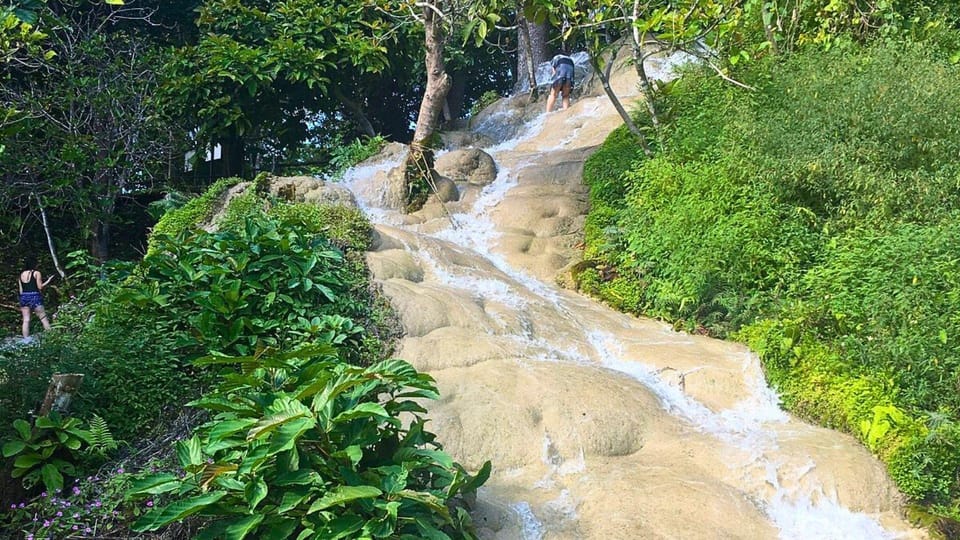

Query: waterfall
[[339, 53, 922, 540]]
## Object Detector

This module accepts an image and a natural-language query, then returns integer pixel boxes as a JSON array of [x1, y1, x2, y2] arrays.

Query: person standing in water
[[17, 255, 54, 338], [545, 50, 575, 113]]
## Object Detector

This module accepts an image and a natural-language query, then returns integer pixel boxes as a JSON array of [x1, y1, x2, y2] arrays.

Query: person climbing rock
[[545, 50, 575, 113], [17, 255, 53, 339]]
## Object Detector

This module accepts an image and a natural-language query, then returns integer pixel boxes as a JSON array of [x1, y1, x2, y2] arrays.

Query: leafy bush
[[125, 215, 359, 356], [579, 38, 960, 510], [127, 347, 489, 539], [468, 90, 500, 117], [329, 135, 387, 180], [268, 202, 373, 252], [2, 413, 95, 492]]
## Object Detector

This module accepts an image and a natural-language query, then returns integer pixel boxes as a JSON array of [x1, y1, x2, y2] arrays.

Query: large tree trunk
[[403, 1, 452, 213], [220, 136, 245, 179], [91, 220, 111, 262], [444, 69, 467, 123], [332, 85, 376, 137], [515, 16, 549, 96]]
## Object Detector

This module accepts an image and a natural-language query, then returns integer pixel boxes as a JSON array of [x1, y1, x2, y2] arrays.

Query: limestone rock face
[[441, 130, 495, 150], [433, 176, 459, 202], [269, 176, 357, 207], [435, 149, 498, 186]]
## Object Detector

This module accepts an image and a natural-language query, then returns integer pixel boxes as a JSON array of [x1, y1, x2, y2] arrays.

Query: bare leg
[[561, 83, 572, 110], [21, 306, 31, 338], [545, 87, 558, 113], [35, 306, 51, 331]]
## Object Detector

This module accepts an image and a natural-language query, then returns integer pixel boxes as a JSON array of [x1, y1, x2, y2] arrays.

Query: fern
[[86, 414, 118, 455]]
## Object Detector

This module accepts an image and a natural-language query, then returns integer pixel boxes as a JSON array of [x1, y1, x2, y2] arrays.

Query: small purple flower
[[26, 535, 33, 540], [85, 528, 91, 533], [72, 525, 78, 530], [42, 520, 50, 527], [18, 503, 25, 508], [146, 500, 154, 507], [116, 468, 124, 474], [56, 511, 62, 517], [94, 500, 102, 508], [73, 513, 79, 519], [9, 503, 15, 509], [72, 486, 81, 495], [41, 492, 47, 498]]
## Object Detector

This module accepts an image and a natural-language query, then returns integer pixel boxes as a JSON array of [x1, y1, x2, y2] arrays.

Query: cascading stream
[[340, 53, 926, 540]]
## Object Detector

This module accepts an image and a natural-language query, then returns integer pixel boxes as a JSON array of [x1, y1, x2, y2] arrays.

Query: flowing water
[[341, 53, 927, 539]]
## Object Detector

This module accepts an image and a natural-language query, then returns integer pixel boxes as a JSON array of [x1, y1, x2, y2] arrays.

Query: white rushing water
[[339, 60, 911, 539]]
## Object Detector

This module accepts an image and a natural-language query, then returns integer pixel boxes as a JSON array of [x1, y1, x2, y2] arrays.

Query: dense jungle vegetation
[[3, 0, 960, 537], [579, 2, 960, 531]]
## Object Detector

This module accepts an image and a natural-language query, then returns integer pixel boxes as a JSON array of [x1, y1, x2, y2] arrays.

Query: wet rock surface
[[345, 49, 928, 539]]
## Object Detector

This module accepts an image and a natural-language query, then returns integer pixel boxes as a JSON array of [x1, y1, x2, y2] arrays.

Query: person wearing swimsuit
[[18, 255, 53, 338]]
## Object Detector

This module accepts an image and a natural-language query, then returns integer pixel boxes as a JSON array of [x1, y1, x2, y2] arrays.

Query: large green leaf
[[40, 463, 64, 492], [176, 436, 205, 469], [332, 402, 389, 424], [208, 419, 259, 444], [2, 440, 26, 457], [247, 399, 313, 440], [245, 476, 268, 510], [132, 491, 227, 532], [13, 418, 31, 440], [224, 513, 265, 540], [126, 473, 181, 497], [13, 453, 42, 468], [306, 485, 383, 513], [311, 515, 365, 539]]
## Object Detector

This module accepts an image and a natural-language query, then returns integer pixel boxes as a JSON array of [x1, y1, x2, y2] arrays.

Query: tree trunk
[[32, 193, 66, 280], [91, 219, 110, 262], [332, 85, 376, 138], [444, 69, 467, 123], [220, 136, 245, 179], [589, 52, 651, 156], [631, 4, 661, 134], [403, 1, 452, 213], [39, 373, 85, 416], [515, 15, 549, 97]]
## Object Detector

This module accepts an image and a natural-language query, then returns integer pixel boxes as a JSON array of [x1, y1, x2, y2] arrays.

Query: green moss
[[147, 177, 241, 255], [218, 183, 262, 232], [268, 202, 373, 251]]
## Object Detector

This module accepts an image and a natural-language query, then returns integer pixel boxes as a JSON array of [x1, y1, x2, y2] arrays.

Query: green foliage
[[126, 347, 489, 539], [2, 413, 94, 492], [328, 135, 387, 180], [268, 202, 373, 251], [468, 90, 500, 117], [581, 38, 960, 509], [217, 182, 262, 232], [44, 303, 204, 441], [147, 177, 241, 255], [161, 0, 390, 155], [3, 464, 140, 538], [130, 215, 359, 356]]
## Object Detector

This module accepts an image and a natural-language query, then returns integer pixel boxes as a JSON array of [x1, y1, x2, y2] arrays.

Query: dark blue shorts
[[19, 292, 43, 309]]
